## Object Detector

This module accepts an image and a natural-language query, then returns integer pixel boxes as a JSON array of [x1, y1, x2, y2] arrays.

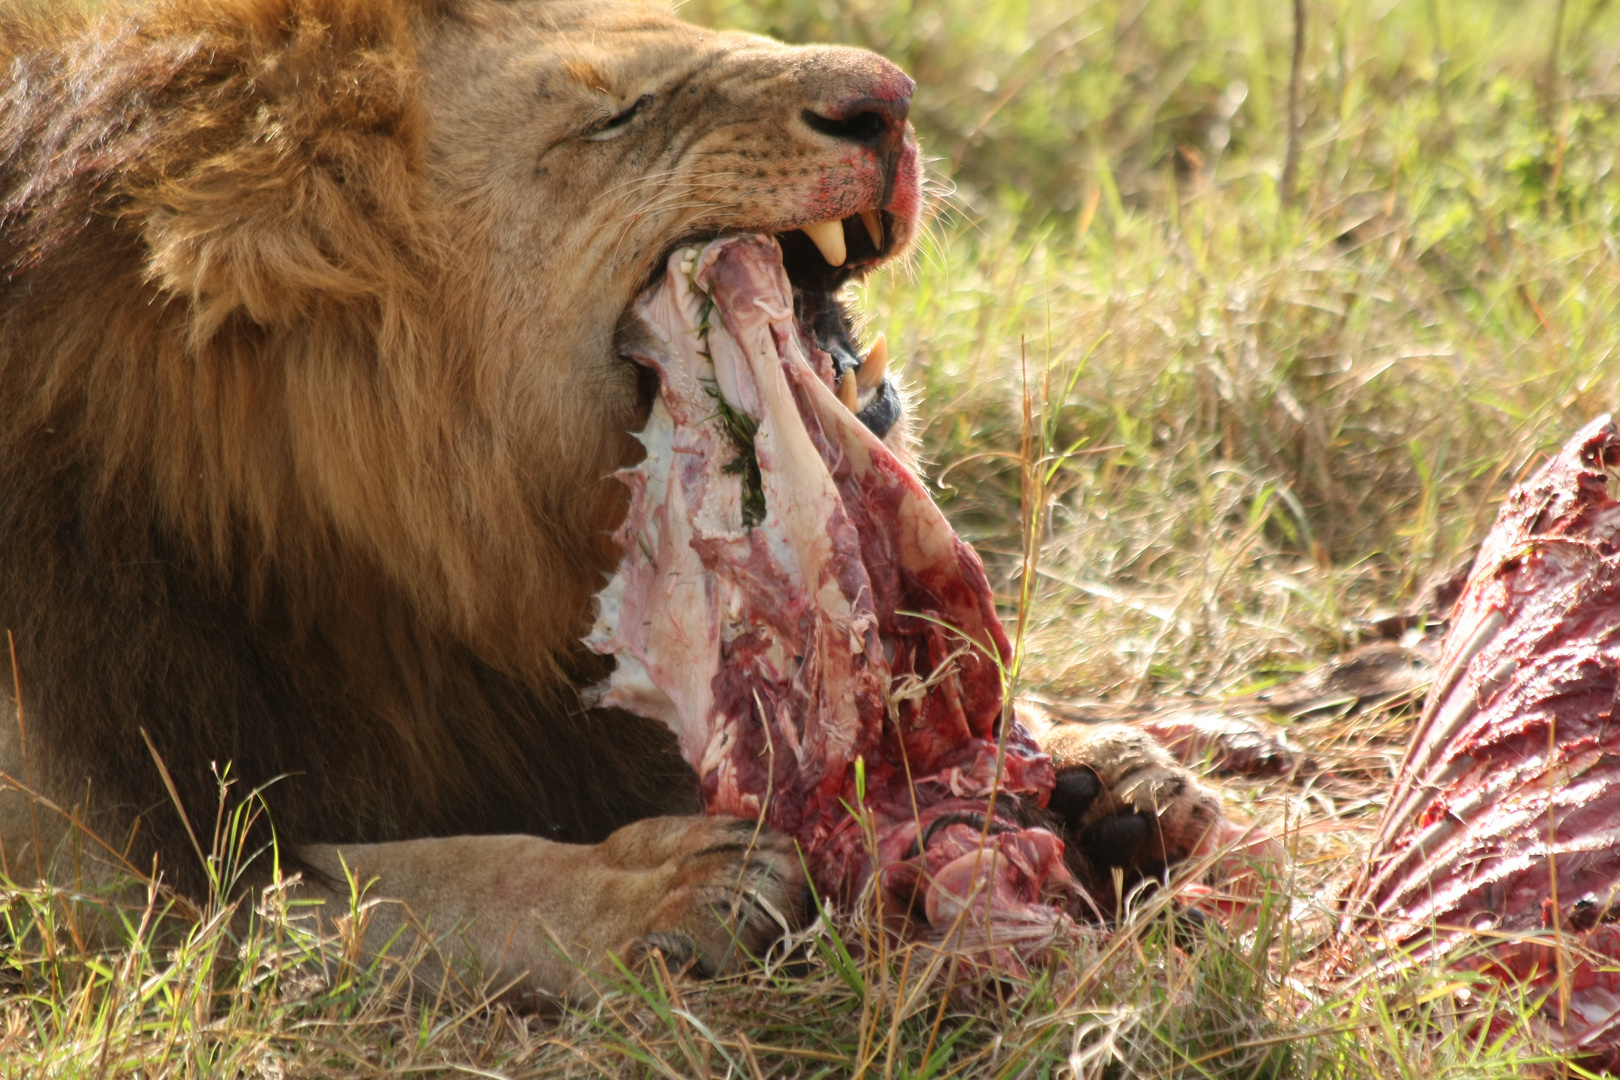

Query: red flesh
[[589, 236, 1073, 945], [1352, 415, 1620, 1058]]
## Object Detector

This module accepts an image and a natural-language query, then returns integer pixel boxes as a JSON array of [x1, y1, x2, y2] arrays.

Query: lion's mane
[[0, 0, 692, 894]]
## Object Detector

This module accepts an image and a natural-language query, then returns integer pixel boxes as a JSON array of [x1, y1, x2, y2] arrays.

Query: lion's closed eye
[[583, 93, 652, 140]]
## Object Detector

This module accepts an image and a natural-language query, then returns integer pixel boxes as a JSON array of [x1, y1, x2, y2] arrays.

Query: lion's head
[[404, 0, 922, 668], [0, 0, 924, 865], [5, 0, 919, 687]]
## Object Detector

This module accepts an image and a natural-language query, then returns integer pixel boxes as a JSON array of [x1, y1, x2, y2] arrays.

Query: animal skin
[[593, 235, 1078, 958], [0, 0, 1226, 998]]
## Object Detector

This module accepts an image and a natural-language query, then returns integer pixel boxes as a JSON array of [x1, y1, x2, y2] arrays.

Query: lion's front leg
[[294, 816, 807, 1000]]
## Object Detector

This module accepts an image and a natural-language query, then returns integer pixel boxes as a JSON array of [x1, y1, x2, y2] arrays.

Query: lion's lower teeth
[[838, 372, 858, 412], [856, 333, 888, 391]]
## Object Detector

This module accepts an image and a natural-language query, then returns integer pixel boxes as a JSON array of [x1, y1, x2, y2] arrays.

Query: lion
[[0, 0, 1226, 998]]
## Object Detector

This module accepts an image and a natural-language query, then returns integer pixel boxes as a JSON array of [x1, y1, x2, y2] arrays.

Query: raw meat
[[588, 236, 1074, 948], [1351, 415, 1620, 1060]]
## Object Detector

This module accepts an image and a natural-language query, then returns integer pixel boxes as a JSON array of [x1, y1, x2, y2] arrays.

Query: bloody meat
[[588, 236, 1075, 948], [1351, 415, 1620, 1060]]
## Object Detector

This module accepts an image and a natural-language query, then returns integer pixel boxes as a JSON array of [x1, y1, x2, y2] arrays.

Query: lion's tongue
[[588, 235, 1073, 943]]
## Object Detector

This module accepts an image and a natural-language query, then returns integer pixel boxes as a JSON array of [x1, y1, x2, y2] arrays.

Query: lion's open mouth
[[593, 236, 1076, 958], [636, 211, 902, 439]]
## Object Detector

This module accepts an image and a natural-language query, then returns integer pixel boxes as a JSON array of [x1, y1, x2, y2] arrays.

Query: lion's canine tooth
[[837, 371, 859, 412], [801, 219, 846, 267], [859, 209, 883, 250], [856, 333, 888, 391]]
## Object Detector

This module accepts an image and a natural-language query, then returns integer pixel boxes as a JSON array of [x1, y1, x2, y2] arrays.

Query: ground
[[5, 0, 1620, 1075]]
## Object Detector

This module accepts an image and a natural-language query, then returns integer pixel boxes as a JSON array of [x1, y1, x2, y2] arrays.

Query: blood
[[1350, 415, 1620, 1063], [588, 236, 1074, 950]]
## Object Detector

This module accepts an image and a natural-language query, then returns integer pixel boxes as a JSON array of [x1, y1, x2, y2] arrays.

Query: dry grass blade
[[8, 0, 1619, 1075]]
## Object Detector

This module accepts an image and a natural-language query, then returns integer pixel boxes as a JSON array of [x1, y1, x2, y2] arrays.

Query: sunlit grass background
[[7, 0, 1620, 1075], [779, 0, 1620, 699]]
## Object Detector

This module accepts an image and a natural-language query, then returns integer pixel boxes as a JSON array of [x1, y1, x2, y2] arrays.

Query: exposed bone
[[1430, 608, 1506, 720], [800, 219, 847, 267], [1350, 415, 1620, 1065], [1375, 681, 1481, 848], [1377, 607, 1504, 838], [860, 209, 884, 249]]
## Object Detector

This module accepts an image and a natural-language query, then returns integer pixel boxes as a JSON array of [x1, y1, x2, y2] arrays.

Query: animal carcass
[[1352, 415, 1620, 1060], [589, 236, 1074, 949]]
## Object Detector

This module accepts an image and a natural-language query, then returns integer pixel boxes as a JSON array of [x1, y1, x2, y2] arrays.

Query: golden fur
[[0, 0, 918, 840], [0, 0, 1229, 993], [0, 0, 925, 989]]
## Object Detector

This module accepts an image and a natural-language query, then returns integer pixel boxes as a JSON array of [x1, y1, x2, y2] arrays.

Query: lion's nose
[[801, 95, 910, 150], [797, 56, 920, 218]]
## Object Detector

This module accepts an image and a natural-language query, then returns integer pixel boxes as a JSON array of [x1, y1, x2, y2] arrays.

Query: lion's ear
[[135, 0, 432, 341]]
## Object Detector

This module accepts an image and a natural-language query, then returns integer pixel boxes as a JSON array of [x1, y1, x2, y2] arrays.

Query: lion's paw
[[600, 816, 808, 977], [1035, 723, 1227, 909]]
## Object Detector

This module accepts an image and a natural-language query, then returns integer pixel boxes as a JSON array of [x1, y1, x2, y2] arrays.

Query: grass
[[814, 0, 1620, 699], [0, 804, 1579, 1078], [9, 0, 1620, 1075]]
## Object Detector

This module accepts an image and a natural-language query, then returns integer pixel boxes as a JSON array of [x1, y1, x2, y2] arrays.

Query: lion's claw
[[606, 815, 806, 977]]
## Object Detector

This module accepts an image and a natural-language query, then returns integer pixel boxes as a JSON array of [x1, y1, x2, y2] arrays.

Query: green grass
[[0, 814, 1576, 1077], [10, 0, 1620, 1074], [806, 0, 1620, 698]]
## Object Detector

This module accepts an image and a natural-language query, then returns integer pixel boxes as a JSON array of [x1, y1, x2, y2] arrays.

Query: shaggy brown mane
[[0, 0, 693, 896]]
